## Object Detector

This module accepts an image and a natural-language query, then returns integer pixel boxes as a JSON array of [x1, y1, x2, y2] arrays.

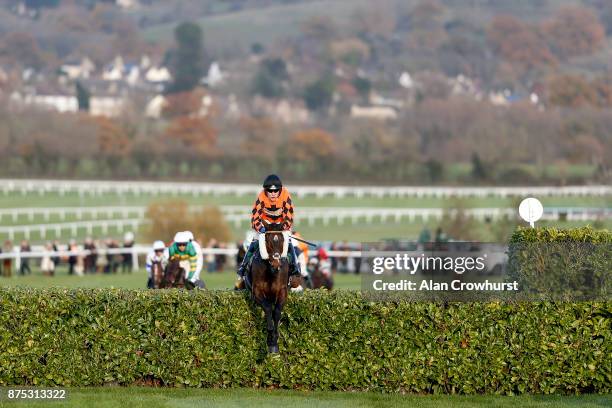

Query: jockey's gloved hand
[[259, 227, 266, 234]]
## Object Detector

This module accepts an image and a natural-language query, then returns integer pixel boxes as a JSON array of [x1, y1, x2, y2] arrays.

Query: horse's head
[[264, 223, 285, 271], [162, 259, 186, 288]]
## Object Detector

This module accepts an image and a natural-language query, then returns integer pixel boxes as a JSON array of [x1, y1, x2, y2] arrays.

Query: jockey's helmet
[[173, 231, 189, 245], [153, 240, 165, 251], [263, 174, 282, 192], [317, 247, 329, 260], [183, 231, 195, 241]]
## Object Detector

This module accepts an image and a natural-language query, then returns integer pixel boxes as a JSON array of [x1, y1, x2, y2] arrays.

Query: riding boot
[[288, 242, 301, 277], [235, 240, 257, 289]]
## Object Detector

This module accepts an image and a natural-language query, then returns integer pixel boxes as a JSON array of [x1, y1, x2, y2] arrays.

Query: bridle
[[266, 230, 284, 272]]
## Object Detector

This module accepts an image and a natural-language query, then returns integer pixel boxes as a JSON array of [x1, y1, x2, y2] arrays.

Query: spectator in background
[[418, 227, 432, 251], [353, 243, 362, 274], [106, 238, 120, 273], [338, 240, 349, 273], [205, 238, 217, 273], [19, 240, 32, 275], [330, 242, 338, 273], [122, 232, 134, 273], [435, 227, 448, 243], [84, 237, 97, 274], [67, 239, 77, 275], [216, 242, 227, 272], [236, 241, 246, 270], [41, 242, 55, 276], [74, 246, 85, 276], [51, 240, 61, 272], [2, 240, 13, 277], [96, 239, 108, 274]]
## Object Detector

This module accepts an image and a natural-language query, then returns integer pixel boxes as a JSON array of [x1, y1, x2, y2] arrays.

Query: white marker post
[[519, 197, 544, 228]]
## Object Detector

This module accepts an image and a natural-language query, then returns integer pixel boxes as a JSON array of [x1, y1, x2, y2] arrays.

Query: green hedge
[[0, 288, 610, 394], [507, 227, 611, 299]]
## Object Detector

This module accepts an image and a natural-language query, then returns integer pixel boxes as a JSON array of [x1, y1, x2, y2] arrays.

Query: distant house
[[451, 74, 480, 98], [145, 66, 172, 84], [399, 72, 414, 89], [11, 91, 78, 113], [60, 58, 96, 80], [90, 96, 125, 117], [145, 95, 167, 119], [251, 97, 309, 124], [369, 93, 404, 110], [0, 67, 8, 84], [350, 105, 398, 120], [202, 62, 224, 87], [10, 89, 125, 117], [102, 56, 125, 81], [116, 0, 139, 9]]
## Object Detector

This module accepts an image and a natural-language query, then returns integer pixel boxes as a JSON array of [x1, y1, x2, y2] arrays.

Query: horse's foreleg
[[271, 302, 283, 353], [261, 299, 275, 353]]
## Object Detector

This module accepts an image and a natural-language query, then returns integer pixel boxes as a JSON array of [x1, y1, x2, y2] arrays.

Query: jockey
[[146, 240, 166, 289], [316, 247, 332, 277], [164, 231, 198, 284], [291, 236, 309, 280], [235, 174, 301, 288], [183, 230, 205, 288]]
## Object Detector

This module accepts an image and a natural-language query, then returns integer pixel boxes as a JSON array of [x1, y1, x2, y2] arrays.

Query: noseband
[[266, 231, 285, 272]]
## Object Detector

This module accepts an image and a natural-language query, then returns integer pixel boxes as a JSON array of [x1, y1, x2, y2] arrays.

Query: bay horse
[[246, 222, 291, 354], [151, 261, 164, 289], [161, 258, 187, 289], [307, 258, 334, 290]]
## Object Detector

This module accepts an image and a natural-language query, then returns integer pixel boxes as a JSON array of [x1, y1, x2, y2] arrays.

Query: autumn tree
[[162, 89, 207, 118], [402, 0, 447, 50], [287, 128, 336, 173], [239, 116, 278, 160], [353, 4, 395, 39], [487, 15, 556, 71], [547, 75, 598, 108], [300, 15, 338, 42], [143, 201, 231, 244], [543, 6, 605, 59], [329, 38, 370, 67], [165, 116, 217, 156], [93, 116, 132, 157], [0, 32, 52, 69]]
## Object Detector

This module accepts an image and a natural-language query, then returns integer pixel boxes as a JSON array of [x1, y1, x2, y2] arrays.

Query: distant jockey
[[315, 247, 331, 277], [235, 174, 301, 289], [291, 234, 309, 280], [183, 230, 205, 289], [164, 231, 198, 287], [146, 240, 166, 289]]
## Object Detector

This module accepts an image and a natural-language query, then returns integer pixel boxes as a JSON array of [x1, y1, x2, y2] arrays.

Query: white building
[[12, 92, 79, 113], [145, 66, 172, 83], [90, 96, 125, 117], [350, 105, 398, 120], [145, 95, 167, 118], [102, 56, 125, 81], [60, 58, 96, 80], [203, 62, 223, 87], [399, 71, 414, 89]]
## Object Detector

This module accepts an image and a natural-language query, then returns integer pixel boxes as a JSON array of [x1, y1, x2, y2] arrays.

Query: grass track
[[0, 268, 364, 290], [1, 190, 610, 243], [0, 387, 609, 408], [1, 190, 610, 209]]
